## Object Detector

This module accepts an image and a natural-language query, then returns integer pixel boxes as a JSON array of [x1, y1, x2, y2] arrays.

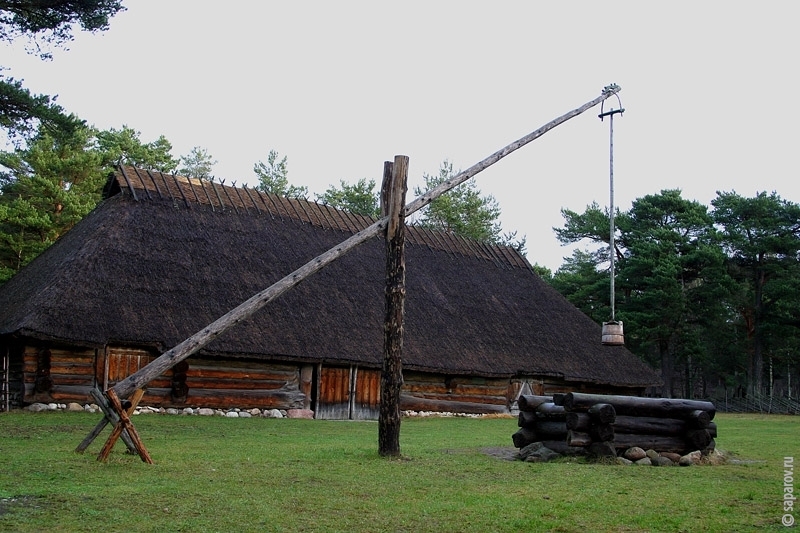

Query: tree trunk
[[750, 264, 767, 396], [660, 338, 673, 398]]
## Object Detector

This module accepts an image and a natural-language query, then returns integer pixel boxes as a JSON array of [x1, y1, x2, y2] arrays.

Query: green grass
[[0, 412, 797, 532]]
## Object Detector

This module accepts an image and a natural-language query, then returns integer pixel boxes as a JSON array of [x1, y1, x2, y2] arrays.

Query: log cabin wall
[[22, 344, 97, 404], [400, 371, 511, 414], [12, 339, 646, 416], [17, 342, 306, 411], [103, 347, 306, 410], [2, 341, 24, 409], [177, 358, 304, 410]]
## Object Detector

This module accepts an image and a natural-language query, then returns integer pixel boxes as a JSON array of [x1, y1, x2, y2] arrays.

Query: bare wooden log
[[108, 87, 622, 401], [534, 420, 568, 439], [518, 410, 537, 429], [613, 433, 689, 454], [589, 423, 615, 442], [535, 402, 567, 419], [567, 430, 593, 447], [562, 392, 716, 420], [686, 429, 713, 450], [512, 427, 538, 449], [540, 440, 587, 456], [686, 409, 711, 429], [75, 417, 111, 454], [565, 412, 591, 431], [379, 157, 408, 458], [517, 394, 553, 412], [588, 403, 616, 424], [613, 415, 686, 436], [399, 394, 508, 414], [561, 416, 716, 445], [551, 393, 567, 406], [613, 416, 716, 437]]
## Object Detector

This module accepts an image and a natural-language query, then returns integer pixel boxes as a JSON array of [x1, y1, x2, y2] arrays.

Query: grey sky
[[4, 1, 798, 269]]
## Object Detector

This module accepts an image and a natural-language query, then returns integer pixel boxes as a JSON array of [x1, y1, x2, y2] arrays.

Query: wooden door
[[351, 367, 380, 420], [315, 366, 352, 419], [315, 365, 381, 420], [105, 348, 153, 389]]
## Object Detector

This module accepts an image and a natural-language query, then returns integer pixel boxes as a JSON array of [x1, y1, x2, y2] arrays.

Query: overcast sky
[[4, 1, 798, 270]]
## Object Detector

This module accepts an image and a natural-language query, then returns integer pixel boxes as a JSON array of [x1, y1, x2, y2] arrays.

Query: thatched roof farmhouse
[[0, 166, 660, 418]]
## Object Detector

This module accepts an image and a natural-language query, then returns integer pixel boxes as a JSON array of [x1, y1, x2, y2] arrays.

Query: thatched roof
[[0, 166, 660, 387]]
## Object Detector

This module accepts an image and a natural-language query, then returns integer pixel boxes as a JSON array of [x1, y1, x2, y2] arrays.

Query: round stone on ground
[[623, 447, 646, 461]]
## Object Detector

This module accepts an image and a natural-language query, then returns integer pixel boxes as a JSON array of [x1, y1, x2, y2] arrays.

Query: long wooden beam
[[110, 85, 621, 400]]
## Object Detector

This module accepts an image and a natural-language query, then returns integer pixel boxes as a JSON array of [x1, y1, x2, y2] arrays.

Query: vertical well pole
[[599, 96, 624, 346], [379, 155, 408, 457], [608, 111, 616, 322]]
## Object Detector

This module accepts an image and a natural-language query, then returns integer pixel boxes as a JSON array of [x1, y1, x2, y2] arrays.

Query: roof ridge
[[109, 165, 528, 269]]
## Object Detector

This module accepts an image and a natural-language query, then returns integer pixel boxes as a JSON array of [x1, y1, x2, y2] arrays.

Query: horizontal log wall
[[21, 342, 306, 410], [401, 371, 510, 414], [23, 345, 97, 403], [149, 358, 305, 410]]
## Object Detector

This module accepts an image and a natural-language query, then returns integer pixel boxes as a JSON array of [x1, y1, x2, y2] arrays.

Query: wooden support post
[[97, 388, 153, 463], [75, 387, 137, 454], [379, 156, 408, 457]]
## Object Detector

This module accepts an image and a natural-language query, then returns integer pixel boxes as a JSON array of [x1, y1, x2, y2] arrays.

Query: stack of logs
[[513, 392, 717, 457]]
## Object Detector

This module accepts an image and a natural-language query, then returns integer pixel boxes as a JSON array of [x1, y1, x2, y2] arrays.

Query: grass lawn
[[0, 411, 797, 532]]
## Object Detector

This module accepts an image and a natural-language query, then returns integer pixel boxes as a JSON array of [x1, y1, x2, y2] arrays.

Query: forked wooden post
[[75, 386, 139, 454], [379, 156, 408, 457], [97, 388, 153, 463], [78, 86, 622, 459]]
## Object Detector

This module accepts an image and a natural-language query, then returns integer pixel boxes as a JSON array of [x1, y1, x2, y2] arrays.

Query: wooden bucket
[[601, 321, 624, 346]]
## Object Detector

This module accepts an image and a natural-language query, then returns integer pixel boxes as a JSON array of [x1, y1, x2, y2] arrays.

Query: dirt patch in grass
[[480, 446, 518, 461], [0, 496, 41, 516]]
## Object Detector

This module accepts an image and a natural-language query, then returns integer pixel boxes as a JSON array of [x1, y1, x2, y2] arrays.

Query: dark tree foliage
[[711, 190, 800, 395], [1, 1, 125, 143], [317, 178, 380, 218], [0, 0, 125, 58], [550, 248, 610, 325], [548, 188, 800, 399], [0, 123, 179, 282], [0, 124, 104, 281], [614, 190, 725, 397], [0, 76, 84, 144]]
